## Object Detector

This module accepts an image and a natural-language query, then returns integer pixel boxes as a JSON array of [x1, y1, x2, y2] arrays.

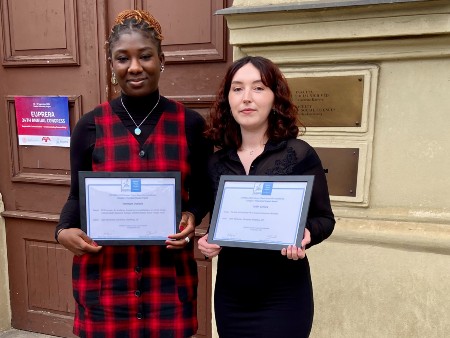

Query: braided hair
[[108, 9, 164, 57]]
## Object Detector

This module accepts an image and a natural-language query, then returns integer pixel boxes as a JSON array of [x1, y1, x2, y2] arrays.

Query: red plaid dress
[[72, 100, 198, 338]]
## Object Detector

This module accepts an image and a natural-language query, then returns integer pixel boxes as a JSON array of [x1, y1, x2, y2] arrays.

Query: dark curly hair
[[206, 56, 303, 149], [107, 9, 164, 57]]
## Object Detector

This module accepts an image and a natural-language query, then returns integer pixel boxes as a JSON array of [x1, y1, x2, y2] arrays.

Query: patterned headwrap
[[113, 9, 164, 41]]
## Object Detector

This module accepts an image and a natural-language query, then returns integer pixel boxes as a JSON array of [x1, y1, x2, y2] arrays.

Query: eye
[[231, 86, 242, 92], [253, 84, 266, 91], [116, 56, 128, 63], [141, 54, 152, 60]]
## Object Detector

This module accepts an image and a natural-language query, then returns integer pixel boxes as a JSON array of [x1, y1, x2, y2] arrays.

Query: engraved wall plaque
[[288, 76, 364, 127]]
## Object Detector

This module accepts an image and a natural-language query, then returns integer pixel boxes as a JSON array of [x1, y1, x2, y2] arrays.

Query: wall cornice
[[218, 0, 430, 14], [330, 217, 450, 255], [240, 35, 450, 63], [219, 0, 450, 50]]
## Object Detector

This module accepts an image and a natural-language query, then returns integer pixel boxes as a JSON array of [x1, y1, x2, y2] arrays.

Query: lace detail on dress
[[265, 146, 297, 175]]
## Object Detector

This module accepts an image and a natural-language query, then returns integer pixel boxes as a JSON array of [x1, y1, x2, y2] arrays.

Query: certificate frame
[[208, 175, 314, 250], [79, 171, 181, 245]]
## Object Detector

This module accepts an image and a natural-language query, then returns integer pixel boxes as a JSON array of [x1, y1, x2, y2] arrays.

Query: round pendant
[[134, 127, 141, 135]]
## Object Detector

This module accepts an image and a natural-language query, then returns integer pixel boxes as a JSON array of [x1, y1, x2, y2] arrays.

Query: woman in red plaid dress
[[56, 10, 212, 338]]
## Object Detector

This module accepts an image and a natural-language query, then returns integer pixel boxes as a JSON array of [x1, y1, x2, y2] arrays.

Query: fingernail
[[180, 225, 185, 231]]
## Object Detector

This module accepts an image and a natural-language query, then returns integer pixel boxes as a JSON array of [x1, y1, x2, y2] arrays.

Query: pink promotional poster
[[14, 96, 70, 147]]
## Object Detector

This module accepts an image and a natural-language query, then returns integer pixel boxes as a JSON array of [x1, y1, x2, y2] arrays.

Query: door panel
[[149, 0, 226, 62], [0, 0, 232, 336], [5, 95, 81, 184], [1, 0, 79, 66], [5, 216, 76, 337]]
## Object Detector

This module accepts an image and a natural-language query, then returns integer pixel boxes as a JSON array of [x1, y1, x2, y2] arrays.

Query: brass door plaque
[[315, 147, 359, 197], [287, 75, 364, 127]]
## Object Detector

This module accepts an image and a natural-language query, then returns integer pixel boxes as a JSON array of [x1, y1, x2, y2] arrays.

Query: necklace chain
[[121, 95, 160, 135], [240, 144, 265, 156]]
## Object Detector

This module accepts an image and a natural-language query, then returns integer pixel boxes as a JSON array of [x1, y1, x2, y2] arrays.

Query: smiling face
[[109, 30, 164, 97], [228, 63, 275, 133]]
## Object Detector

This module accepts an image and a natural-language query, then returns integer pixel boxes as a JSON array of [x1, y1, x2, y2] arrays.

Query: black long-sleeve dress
[[57, 90, 213, 338], [57, 90, 211, 234], [208, 138, 335, 338]]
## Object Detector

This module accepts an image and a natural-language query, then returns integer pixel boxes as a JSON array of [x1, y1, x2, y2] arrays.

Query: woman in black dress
[[198, 56, 335, 337]]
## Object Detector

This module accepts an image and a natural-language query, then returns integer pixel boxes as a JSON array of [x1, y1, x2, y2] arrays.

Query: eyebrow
[[113, 47, 155, 53], [231, 79, 264, 85]]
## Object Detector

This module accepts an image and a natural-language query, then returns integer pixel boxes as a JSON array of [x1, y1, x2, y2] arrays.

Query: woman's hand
[[198, 234, 221, 259], [166, 211, 195, 249], [281, 228, 311, 260], [57, 228, 102, 256]]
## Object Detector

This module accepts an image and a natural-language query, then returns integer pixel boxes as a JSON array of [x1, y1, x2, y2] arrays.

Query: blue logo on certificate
[[253, 182, 263, 194], [131, 179, 141, 192], [121, 179, 131, 192], [253, 182, 273, 195], [262, 182, 273, 195]]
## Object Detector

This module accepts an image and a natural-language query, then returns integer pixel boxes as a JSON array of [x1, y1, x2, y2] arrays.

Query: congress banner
[[15, 96, 70, 147]]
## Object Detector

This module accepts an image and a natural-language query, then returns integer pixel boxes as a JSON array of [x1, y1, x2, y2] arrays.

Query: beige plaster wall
[[0, 193, 11, 330], [325, 58, 450, 220], [215, 0, 450, 337], [371, 59, 450, 212], [210, 218, 450, 338], [308, 219, 450, 338]]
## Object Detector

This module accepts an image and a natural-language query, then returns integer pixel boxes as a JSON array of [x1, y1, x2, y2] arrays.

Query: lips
[[240, 108, 256, 113], [128, 78, 146, 84]]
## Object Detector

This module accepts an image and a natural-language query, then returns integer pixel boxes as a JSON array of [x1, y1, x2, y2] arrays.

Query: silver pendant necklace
[[241, 146, 262, 156], [240, 142, 266, 156], [121, 95, 160, 136]]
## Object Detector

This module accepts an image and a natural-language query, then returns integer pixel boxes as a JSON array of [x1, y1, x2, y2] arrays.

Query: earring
[[111, 72, 118, 85], [160, 64, 165, 72]]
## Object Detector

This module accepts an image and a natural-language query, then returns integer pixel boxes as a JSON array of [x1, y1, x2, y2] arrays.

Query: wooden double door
[[0, 1, 232, 336]]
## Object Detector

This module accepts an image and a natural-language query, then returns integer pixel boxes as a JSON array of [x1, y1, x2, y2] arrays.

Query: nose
[[242, 88, 252, 103], [128, 57, 143, 73]]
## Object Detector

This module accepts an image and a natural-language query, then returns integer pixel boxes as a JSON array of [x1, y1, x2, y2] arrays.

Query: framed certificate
[[79, 171, 181, 245], [208, 175, 314, 250]]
